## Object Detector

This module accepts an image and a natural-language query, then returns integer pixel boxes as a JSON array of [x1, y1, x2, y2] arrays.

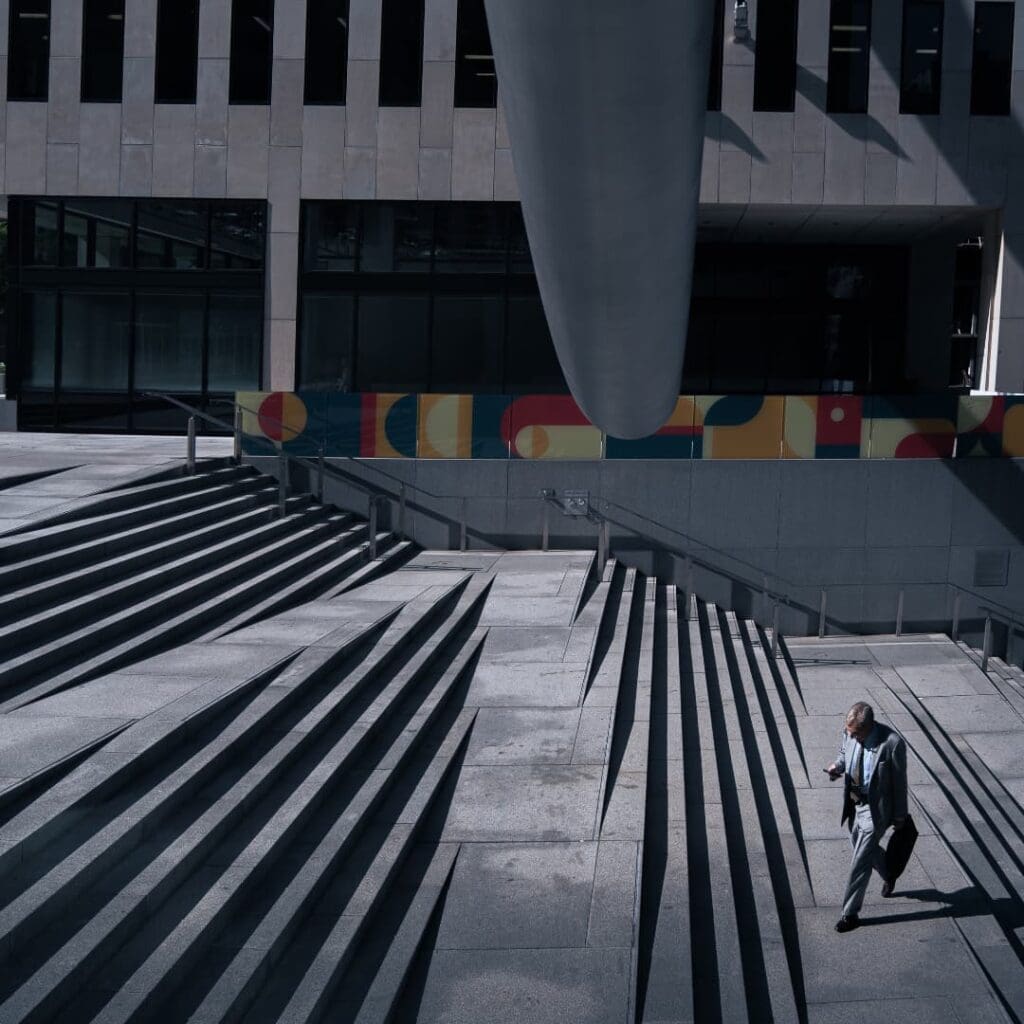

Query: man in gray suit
[[825, 701, 909, 933]]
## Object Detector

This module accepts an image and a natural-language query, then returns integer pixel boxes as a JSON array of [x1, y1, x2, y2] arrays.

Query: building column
[[905, 238, 957, 391]]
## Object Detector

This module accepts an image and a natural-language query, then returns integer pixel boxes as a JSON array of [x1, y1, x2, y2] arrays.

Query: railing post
[[277, 443, 287, 518], [772, 602, 780, 658], [686, 558, 694, 620], [316, 445, 325, 503], [232, 405, 242, 465], [541, 500, 550, 552], [896, 589, 905, 637], [399, 483, 407, 541], [762, 574, 770, 626], [460, 497, 468, 552], [818, 588, 827, 638], [368, 496, 379, 559], [186, 416, 196, 475], [952, 591, 962, 641], [596, 517, 607, 572], [982, 614, 992, 673]]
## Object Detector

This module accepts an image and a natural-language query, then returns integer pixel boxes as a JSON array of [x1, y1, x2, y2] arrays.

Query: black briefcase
[[885, 814, 919, 883]]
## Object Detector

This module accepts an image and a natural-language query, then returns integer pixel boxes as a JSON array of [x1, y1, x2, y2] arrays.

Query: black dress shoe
[[835, 914, 860, 933], [881, 880, 895, 898]]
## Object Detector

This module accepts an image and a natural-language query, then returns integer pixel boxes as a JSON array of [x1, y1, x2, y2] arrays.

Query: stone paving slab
[[464, 663, 588, 707], [435, 842, 597, 950], [415, 947, 631, 1024], [479, 627, 572, 663], [443, 765, 603, 842], [124, 642, 302, 677], [464, 708, 582, 765], [797, 903, 994, 1004]]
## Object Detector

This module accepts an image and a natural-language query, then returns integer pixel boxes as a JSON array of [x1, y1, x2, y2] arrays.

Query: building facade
[[1, 0, 1023, 430]]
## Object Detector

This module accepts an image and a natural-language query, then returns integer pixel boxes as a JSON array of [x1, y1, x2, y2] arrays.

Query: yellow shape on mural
[[1003, 403, 1024, 457], [418, 395, 473, 459], [781, 396, 817, 459]]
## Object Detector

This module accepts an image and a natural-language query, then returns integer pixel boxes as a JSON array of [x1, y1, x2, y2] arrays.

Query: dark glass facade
[[155, 0, 200, 103], [81, 0, 125, 102], [454, 0, 497, 108], [900, 0, 944, 114], [753, 0, 799, 111], [298, 201, 912, 399], [827, 0, 872, 113], [707, 0, 725, 112], [971, 2, 1014, 116], [9, 199, 266, 432], [379, 0, 424, 106], [8, 0, 50, 101], [229, 0, 274, 104], [305, 0, 349, 105]]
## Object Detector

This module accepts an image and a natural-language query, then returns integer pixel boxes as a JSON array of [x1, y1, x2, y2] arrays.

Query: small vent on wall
[[974, 550, 1009, 587]]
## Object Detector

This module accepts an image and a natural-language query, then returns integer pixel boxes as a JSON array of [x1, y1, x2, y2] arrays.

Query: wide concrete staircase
[[0, 461, 411, 713], [0, 452, 1021, 1023]]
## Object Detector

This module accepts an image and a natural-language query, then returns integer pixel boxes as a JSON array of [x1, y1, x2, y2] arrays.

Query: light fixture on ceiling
[[252, 15, 271, 32]]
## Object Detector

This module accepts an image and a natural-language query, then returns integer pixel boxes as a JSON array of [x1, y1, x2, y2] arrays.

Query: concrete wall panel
[[120, 142, 153, 195], [823, 116, 866, 204], [376, 106, 420, 198], [196, 59, 230, 146], [49, 0, 83, 58], [227, 106, 270, 196], [301, 106, 346, 196], [270, 59, 305, 147], [268, 145, 302, 232], [424, 0, 458, 61], [452, 108, 495, 200], [420, 61, 455, 147], [45, 142, 77, 194], [78, 105, 123, 195], [6, 103, 47, 193], [47, 59, 81, 144], [198, 0, 232, 58], [896, 116, 939, 204], [792, 150, 824, 203], [152, 104, 196, 195], [274, 0, 308, 59], [121, 58, 156, 145], [343, 145, 376, 197], [124, 0, 158, 58], [348, 0, 383, 60], [418, 147, 451, 199], [493, 147, 518, 200], [193, 143, 227, 196]]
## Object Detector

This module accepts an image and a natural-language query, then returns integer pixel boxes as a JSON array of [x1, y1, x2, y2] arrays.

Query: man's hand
[[824, 763, 842, 781]]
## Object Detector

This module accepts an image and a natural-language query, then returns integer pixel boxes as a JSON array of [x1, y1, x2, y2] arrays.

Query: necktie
[[851, 741, 864, 788]]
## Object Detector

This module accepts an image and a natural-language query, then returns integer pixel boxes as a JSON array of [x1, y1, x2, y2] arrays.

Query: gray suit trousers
[[843, 803, 887, 916]]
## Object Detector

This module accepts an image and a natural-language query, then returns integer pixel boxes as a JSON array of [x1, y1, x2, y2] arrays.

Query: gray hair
[[846, 702, 874, 730]]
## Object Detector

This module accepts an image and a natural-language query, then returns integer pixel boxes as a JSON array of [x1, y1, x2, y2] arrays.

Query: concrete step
[[351, 842, 461, 1024], [0, 473, 267, 566], [0, 498, 288, 626], [110, 608, 487, 1024], [322, 536, 416, 597], [635, 584, 692, 1024], [685, 600, 749, 1024], [0, 511, 367, 713], [715, 607, 804, 1023], [197, 522, 372, 641], [0, 588, 468, 1019], [0, 494, 328, 654], [0, 479, 270, 593]]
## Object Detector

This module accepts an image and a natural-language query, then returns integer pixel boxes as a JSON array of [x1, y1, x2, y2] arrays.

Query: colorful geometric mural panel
[[604, 398, 697, 459], [505, 395, 602, 459], [237, 391, 1024, 460], [694, 395, 784, 459], [863, 395, 957, 459]]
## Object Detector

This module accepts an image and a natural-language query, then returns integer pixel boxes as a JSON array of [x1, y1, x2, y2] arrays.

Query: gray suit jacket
[[836, 722, 908, 833]]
